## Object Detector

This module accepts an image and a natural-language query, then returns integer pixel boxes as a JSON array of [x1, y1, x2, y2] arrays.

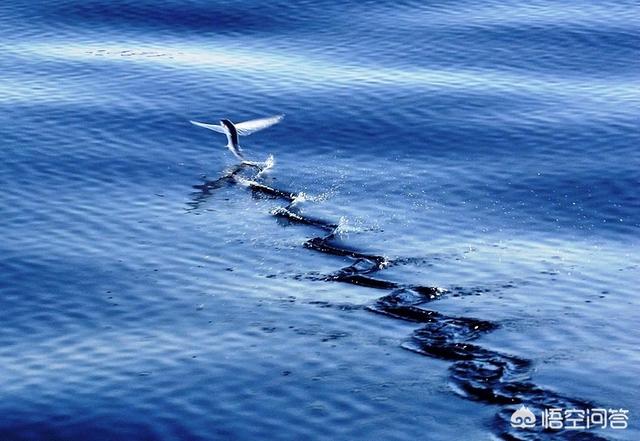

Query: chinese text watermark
[[510, 405, 629, 431]]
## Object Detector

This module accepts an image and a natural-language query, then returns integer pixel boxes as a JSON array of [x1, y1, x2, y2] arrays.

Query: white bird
[[190, 115, 284, 162]]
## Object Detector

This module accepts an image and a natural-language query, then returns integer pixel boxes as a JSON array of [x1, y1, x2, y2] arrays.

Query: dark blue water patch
[[57, 3, 288, 36], [0, 418, 163, 441], [5, 0, 367, 39]]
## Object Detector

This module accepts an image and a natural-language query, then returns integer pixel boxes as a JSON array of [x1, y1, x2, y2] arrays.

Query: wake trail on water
[[189, 159, 609, 441]]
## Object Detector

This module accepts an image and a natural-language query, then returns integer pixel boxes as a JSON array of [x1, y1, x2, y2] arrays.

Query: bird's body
[[190, 115, 284, 162], [219, 119, 240, 158]]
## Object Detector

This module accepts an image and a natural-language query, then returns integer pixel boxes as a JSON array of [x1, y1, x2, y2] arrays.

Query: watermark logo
[[510, 405, 536, 429], [510, 406, 629, 431]]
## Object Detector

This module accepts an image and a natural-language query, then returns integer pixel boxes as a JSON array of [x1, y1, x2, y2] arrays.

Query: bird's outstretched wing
[[235, 114, 284, 136], [190, 120, 226, 133]]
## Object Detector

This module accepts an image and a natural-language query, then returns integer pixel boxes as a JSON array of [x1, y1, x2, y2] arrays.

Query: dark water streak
[[191, 162, 609, 441]]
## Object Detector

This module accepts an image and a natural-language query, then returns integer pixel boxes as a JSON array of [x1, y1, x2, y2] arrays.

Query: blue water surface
[[1, 1, 639, 440]]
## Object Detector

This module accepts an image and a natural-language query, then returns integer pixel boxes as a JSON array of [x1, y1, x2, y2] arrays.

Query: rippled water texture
[[1, 1, 639, 440]]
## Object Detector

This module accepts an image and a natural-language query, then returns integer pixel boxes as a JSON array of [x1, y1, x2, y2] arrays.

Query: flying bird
[[190, 115, 284, 162]]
